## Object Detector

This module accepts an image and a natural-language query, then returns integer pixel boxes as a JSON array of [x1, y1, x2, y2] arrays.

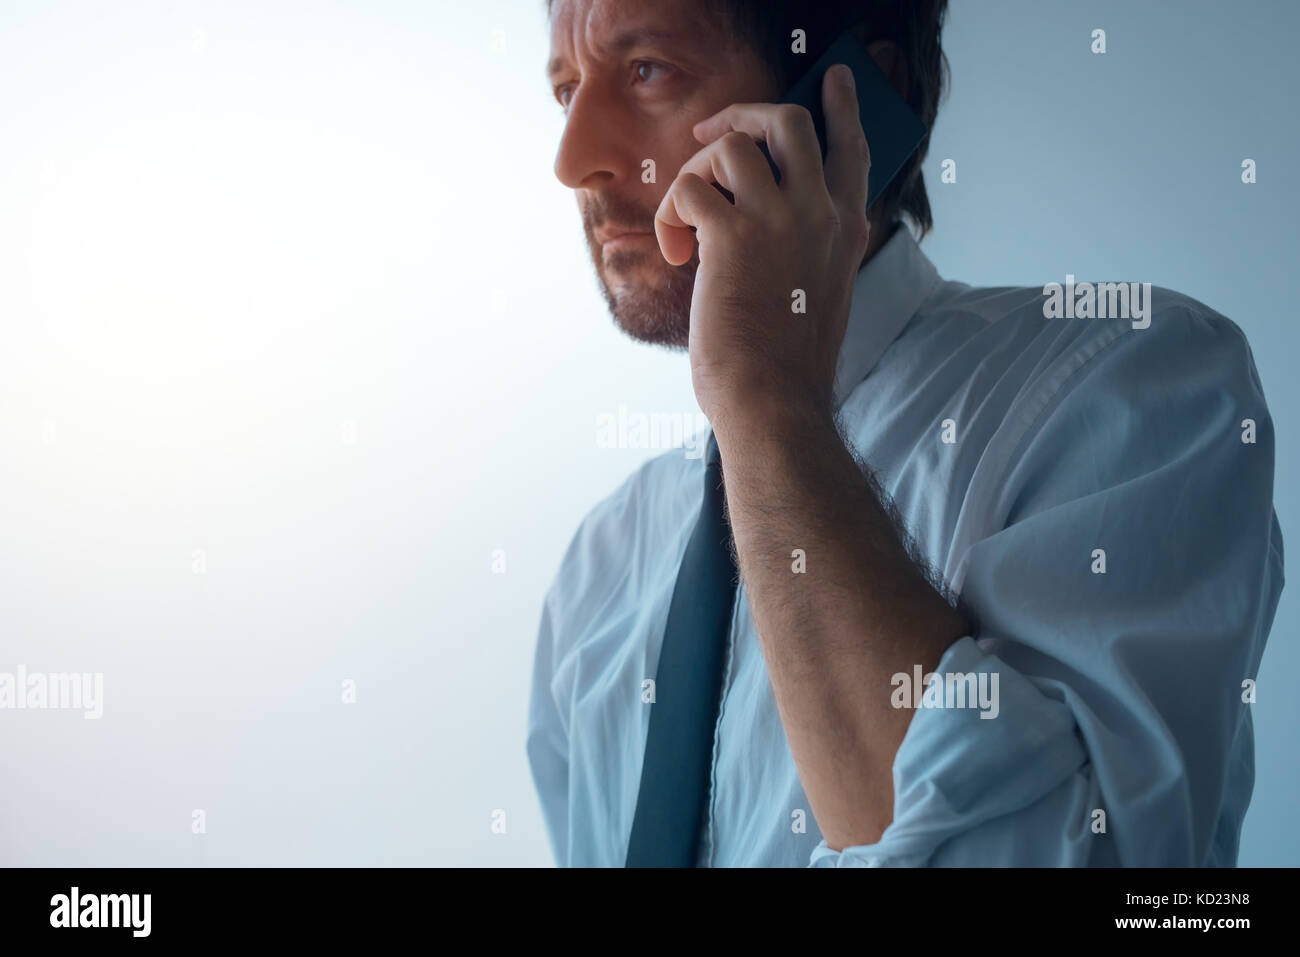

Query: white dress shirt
[[527, 224, 1283, 866]]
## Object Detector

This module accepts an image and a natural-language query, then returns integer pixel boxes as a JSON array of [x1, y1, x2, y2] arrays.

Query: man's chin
[[597, 261, 696, 351], [609, 300, 690, 350]]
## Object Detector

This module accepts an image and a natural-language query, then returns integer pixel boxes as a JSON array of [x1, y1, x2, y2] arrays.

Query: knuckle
[[720, 129, 754, 155], [673, 171, 706, 201], [814, 195, 838, 228], [844, 210, 871, 248], [779, 103, 816, 137], [857, 136, 872, 167], [769, 205, 797, 233]]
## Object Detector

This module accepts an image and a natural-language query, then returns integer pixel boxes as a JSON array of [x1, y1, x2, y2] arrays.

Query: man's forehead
[[547, 0, 724, 62]]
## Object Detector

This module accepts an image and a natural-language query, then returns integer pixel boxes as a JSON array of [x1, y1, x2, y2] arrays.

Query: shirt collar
[[832, 224, 943, 408]]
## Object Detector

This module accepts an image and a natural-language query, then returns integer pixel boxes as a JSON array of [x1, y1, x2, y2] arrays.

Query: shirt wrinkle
[[527, 226, 1284, 867]]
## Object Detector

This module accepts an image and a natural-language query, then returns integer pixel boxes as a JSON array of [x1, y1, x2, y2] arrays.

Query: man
[[527, 0, 1283, 866]]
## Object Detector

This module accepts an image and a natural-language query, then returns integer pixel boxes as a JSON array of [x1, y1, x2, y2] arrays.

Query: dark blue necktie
[[625, 432, 738, 867]]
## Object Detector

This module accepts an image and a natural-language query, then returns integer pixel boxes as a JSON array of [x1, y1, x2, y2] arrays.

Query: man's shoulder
[[861, 277, 1271, 503], [929, 275, 1243, 337], [946, 280, 1270, 507], [917, 276, 1259, 389]]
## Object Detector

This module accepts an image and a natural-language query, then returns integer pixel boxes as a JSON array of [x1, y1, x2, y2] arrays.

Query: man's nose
[[553, 87, 636, 190]]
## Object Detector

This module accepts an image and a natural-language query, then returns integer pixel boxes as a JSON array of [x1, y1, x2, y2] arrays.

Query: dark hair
[[711, 0, 950, 239]]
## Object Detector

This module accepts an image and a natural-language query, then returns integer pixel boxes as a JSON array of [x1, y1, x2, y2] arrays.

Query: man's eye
[[633, 61, 670, 84], [554, 61, 671, 110]]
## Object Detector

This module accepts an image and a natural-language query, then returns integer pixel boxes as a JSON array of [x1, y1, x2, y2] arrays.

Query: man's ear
[[865, 39, 908, 100]]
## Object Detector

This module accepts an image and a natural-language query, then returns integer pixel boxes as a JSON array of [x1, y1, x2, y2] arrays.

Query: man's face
[[548, 0, 779, 348]]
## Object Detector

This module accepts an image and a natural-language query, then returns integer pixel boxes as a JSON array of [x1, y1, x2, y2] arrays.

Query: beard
[[581, 194, 697, 350]]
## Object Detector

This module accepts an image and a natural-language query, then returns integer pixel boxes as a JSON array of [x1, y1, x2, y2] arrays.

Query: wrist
[[709, 387, 839, 452]]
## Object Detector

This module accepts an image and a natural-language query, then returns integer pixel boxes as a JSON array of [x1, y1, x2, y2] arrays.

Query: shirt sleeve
[[810, 309, 1284, 867]]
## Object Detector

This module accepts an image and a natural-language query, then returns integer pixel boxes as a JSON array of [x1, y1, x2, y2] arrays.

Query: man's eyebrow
[[546, 27, 701, 81]]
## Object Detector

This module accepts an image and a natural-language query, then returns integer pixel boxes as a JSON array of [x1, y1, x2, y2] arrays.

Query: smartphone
[[722, 29, 928, 209]]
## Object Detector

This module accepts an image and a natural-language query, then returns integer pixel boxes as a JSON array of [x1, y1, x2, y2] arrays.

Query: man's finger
[[676, 130, 781, 212], [693, 102, 824, 196], [821, 64, 871, 213], [654, 172, 733, 266]]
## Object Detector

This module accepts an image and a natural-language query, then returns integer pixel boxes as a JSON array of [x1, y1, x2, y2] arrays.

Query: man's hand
[[654, 63, 969, 851], [654, 64, 871, 427]]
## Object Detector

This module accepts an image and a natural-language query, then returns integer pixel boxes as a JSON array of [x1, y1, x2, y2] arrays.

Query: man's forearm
[[712, 396, 970, 850]]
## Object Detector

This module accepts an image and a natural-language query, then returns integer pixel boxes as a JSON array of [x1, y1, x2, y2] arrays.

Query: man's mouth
[[601, 233, 655, 254], [595, 224, 655, 250]]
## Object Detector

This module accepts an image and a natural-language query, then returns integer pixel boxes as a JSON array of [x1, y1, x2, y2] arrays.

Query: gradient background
[[0, 0, 1294, 866]]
